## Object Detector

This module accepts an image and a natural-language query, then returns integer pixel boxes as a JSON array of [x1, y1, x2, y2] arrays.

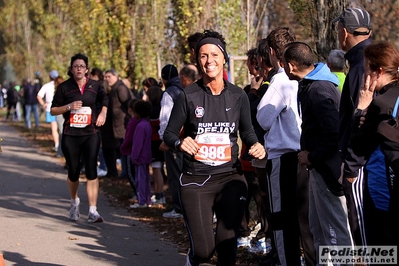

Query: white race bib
[[70, 106, 92, 128], [194, 132, 231, 166]]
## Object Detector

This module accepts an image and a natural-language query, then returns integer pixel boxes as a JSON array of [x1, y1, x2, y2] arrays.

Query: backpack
[[377, 95, 399, 216]]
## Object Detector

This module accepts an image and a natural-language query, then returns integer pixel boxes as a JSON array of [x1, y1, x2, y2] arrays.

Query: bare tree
[[361, 0, 399, 44], [289, 0, 347, 61]]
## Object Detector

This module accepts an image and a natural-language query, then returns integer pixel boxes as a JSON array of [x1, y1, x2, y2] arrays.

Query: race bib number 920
[[70, 106, 92, 128]]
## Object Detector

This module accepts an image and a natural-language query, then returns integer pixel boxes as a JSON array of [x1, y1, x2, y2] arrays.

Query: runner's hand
[[96, 110, 106, 127], [70, 100, 82, 110], [180, 137, 198, 155], [248, 142, 266, 160]]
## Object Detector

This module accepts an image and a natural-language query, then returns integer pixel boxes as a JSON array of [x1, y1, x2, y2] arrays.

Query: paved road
[[0, 121, 186, 266]]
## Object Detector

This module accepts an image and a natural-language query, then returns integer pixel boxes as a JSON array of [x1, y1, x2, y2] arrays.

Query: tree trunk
[[312, 0, 347, 61]]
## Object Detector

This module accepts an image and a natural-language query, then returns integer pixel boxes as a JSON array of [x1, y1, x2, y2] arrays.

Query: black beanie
[[161, 64, 178, 80]]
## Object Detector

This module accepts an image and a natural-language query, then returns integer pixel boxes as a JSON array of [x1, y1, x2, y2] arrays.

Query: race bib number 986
[[70, 106, 92, 128]]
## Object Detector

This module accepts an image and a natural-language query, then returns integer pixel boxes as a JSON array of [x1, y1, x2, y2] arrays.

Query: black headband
[[195, 37, 228, 60]]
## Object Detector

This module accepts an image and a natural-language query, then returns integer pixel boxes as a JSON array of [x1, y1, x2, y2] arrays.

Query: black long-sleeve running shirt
[[52, 78, 108, 136], [163, 79, 259, 176]]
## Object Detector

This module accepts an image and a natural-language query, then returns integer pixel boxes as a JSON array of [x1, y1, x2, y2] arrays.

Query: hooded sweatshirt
[[256, 67, 302, 159], [299, 62, 343, 195]]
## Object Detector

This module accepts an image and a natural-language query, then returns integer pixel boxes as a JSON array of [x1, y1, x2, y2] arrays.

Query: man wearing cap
[[158, 64, 184, 219], [333, 7, 372, 247], [37, 70, 61, 151]]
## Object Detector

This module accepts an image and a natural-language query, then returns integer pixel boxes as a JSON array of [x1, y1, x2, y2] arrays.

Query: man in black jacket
[[22, 78, 40, 129], [283, 41, 353, 264], [5, 83, 19, 121], [333, 7, 372, 247]]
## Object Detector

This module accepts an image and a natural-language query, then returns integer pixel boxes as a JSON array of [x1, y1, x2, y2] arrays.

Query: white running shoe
[[87, 211, 104, 223], [162, 209, 183, 219], [69, 199, 80, 221], [130, 203, 151, 209], [151, 195, 166, 205], [97, 167, 107, 177], [237, 236, 252, 248], [70, 204, 80, 221]]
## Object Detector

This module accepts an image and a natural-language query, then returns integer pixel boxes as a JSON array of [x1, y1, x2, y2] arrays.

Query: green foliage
[[0, 0, 304, 86], [217, 0, 249, 88], [0, 0, 133, 83], [127, 0, 170, 87], [172, 0, 218, 64], [6, 0, 396, 88], [288, 0, 312, 31]]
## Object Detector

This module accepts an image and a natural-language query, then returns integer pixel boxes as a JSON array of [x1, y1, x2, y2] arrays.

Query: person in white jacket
[[256, 27, 315, 266], [37, 70, 60, 152]]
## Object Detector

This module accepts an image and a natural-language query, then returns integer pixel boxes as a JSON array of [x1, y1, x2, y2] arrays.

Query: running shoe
[[97, 167, 107, 177], [162, 209, 183, 219], [69, 203, 80, 221], [247, 237, 272, 254], [151, 195, 166, 205], [237, 236, 252, 248], [88, 211, 104, 223], [130, 203, 151, 209]]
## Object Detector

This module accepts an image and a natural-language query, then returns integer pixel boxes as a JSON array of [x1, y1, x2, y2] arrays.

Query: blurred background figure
[[327, 49, 347, 92], [14, 84, 22, 121], [158, 64, 184, 219], [104, 68, 135, 179], [141, 77, 160, 101], [37, 70, 61, 152], [0, 84, 6, 108], [179, 64, 199, 88], [5, 82, 19, 121], [90, 67, 108, 176], [54, 76, 65, 158], [21, 78, 40, 129], [145, 85, 165, 205]]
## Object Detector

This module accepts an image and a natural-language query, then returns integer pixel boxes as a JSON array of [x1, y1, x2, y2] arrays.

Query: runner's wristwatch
[[354, 108, 366, 117], [66, 104, 71, 111]]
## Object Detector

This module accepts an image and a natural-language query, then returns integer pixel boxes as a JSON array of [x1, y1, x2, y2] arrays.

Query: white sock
[[71, 197, 80, 205], [89, 206, 97, 213]]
